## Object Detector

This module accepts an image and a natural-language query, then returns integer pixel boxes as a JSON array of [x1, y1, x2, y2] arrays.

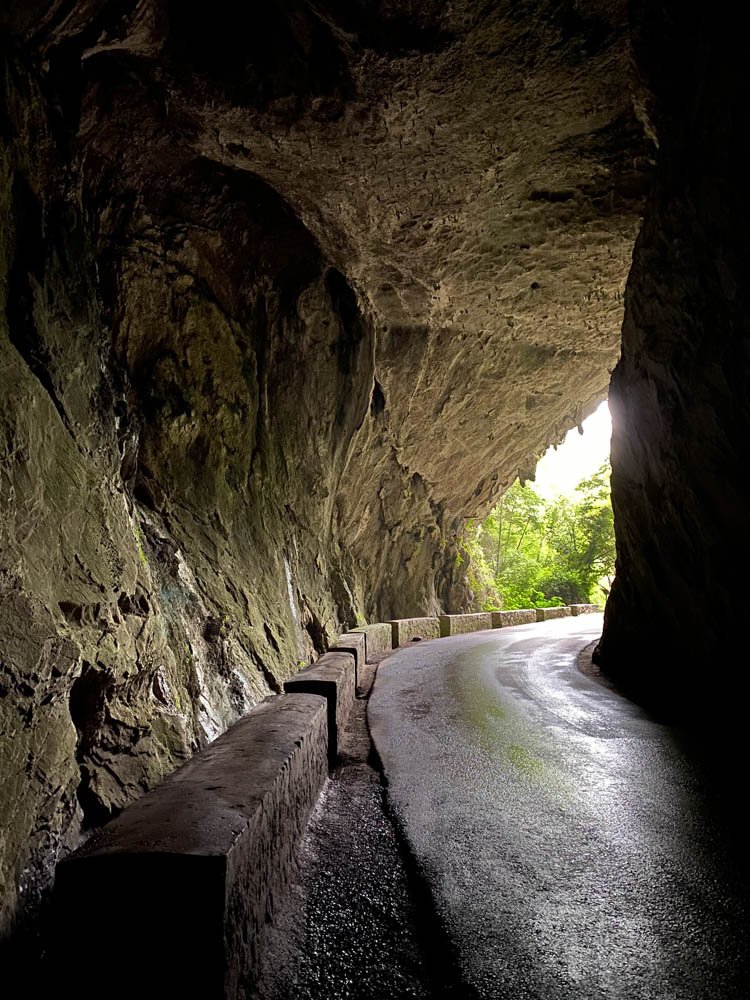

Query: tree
[[542, 463, 615, 601], [480, 481, 544, 575], [572, 462, 616, 596], [464, 461, 615, 610]]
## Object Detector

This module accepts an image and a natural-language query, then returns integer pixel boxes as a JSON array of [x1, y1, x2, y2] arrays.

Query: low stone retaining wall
[[439, 612, 492, 636], [569, 603, 602, 616], [388, 616, 441, 647], [491, 609, 537, 627], [535, 606, 572, 621], [284, 651, 356, 764], [55, 694, 328, 1000], [332, 631, 367, 684], [350, 622, 394, 657], [54, 597, 604, 997]]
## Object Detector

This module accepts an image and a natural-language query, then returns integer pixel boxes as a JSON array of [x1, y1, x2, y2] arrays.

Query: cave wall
[[0, 0, 646, 938], [596, 5, 750, 713], [0, 50, 382, 934], [0, 61, 359, 937]]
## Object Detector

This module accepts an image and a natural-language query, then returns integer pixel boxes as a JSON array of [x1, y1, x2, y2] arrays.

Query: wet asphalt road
[[368, 616, 750, 1000]]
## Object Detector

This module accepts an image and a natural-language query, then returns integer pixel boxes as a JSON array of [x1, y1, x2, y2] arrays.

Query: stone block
[[569, 604, 602, 616], [331, 630, 367, 685], [535, 606, 572, 621], [54, 694, 328, 1000], [349, 622, 394, 657], [284, 651, 355, 765], [439, 613, 493, 637], [388, 617, 441, 647], [490, 609, 537, 628]]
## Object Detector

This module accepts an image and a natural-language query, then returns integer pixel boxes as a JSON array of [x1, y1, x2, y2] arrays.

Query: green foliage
[[462, 521, 503, 611], [464, 462, 615, 611]]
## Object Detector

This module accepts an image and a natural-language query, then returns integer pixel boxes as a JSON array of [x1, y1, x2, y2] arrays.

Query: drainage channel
[[254, 654, 473, 1000]]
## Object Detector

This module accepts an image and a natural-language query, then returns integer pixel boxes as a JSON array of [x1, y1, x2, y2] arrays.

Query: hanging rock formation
[[0, 1, 647, 937]]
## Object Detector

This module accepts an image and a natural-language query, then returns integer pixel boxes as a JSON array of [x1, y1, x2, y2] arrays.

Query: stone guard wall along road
[[53, 604, 600, 999]]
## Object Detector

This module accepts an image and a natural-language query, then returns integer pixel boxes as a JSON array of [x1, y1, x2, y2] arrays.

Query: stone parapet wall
[[349, 623, 394, 658], [439, 613, 493, 637], [388, 617, 441, 647], [491, 610, 538, 627], [55, 694, 328, 999], [331, 632, 367, 688], [52, 601, 601, 996], [284, 652, 356, 765], [535, 606, 572, 622]]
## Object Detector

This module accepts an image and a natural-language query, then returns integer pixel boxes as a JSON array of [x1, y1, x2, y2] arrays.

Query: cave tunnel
[[1, 0, 749, 980]]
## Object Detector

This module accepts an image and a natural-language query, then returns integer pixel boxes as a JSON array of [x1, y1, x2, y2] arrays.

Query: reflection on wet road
[[368, 616, 749, 999]]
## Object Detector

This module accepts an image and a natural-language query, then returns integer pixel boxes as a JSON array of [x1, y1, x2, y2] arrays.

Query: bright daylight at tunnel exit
[[462, 400, 614, 615], [2, 3, 749, 999]]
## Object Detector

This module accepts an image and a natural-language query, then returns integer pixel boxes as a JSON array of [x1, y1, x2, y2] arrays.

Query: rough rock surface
[[596, 5, 750, 715], [0, 1, 646, 936]]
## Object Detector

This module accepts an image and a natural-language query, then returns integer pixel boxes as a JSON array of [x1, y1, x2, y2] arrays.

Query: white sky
[[532, 400, 611, 499]]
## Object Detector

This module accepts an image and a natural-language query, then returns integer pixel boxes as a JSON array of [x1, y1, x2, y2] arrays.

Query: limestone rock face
[[0, 1, 646, 935], [597, 6, 750, 714]]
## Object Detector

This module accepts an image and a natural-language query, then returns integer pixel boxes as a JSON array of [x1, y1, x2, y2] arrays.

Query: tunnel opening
[[461, 400, 615, 615]]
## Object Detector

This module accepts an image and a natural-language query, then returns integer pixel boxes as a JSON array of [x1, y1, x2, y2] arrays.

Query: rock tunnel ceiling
[[0, 0, 651, 936]]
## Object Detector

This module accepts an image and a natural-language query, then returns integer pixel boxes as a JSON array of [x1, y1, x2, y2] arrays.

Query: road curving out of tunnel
[[368, 615, 750, 1000]]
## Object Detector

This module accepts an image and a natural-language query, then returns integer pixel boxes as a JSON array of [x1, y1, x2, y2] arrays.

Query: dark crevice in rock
[[370, 378, 386, 415], [248, 292, 269, 481], [326, 266, 363, 377], [116, 590, 149, 618], [328, 559, 359, 631], [325, 266, 374, 458], [529, 187, 576, 203], [302, 604, 328, 658], [252, 652, 282, 696], [264, 623, 281, 655], [69, 664, 117, 828], [553, 4, 617, 58]]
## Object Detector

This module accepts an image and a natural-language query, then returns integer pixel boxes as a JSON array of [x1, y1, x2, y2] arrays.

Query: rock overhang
[[26, 0, 648, 501]]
